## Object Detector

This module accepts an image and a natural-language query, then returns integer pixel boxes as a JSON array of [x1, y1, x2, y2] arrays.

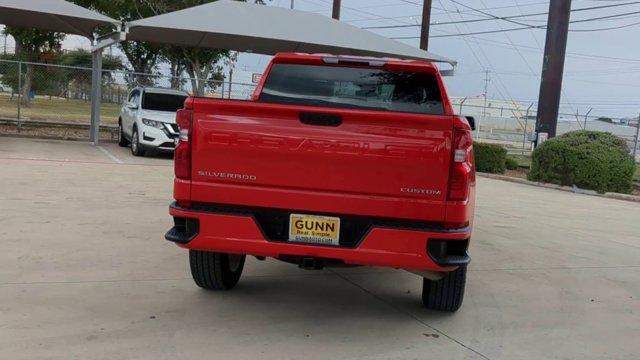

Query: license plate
[[289, 214, 340, 246]]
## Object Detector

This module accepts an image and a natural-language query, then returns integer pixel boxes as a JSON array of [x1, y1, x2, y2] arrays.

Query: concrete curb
[[0, 133, 117, 143], [0, 118, 118, 130], [478, 172, 640, 203]]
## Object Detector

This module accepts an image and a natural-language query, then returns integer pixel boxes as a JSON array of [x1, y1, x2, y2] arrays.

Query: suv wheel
[[130, 127, 145, 156], [118, 120, 129, 147], [422, 265, 467, 312], [189, 250, 245, 290]]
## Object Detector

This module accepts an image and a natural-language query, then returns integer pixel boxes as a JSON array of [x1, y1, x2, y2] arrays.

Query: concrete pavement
[[1, 137, 639, 360]]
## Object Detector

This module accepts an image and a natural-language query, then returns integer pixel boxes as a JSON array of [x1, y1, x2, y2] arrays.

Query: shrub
[[528, 130, 635, 193], [473, 142, 507, 174], [505, 157, 519, 170]]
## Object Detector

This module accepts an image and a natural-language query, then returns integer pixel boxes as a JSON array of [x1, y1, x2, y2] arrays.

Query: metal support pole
[[523, 103, 533, 152], [332, 0, 341, 20], [90, 48, 103, 145], [17, 61, 21, 132], [459, 96, 467, 114], [228, 68, 233, 99], [535, 0, 572, 141], [290, 0, 294, 9], [584, 107, 592, 130], [633, 113, 640, 161], [420, 0, 432, 50]]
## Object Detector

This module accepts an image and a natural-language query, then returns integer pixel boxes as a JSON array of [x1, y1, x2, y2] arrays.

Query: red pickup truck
[[166, 53, 475, 312]]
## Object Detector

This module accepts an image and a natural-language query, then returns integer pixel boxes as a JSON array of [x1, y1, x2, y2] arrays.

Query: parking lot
[[1, 137, 639, 360]]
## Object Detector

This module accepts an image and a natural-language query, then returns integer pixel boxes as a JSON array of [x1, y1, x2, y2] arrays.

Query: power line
[[569, 20, 640, 31], [336, 1, 558, 24], [399, 0, 560, 13], [333, 0, 640, 112], [510, 0, 578, 116], [452, 0, 640, 23], [437, 0, 526, 119], [362, 12, 540, 29], [343, 10, 492, 24], [449, 0, 546, 28], [391, 9, 640, 38], [390, 28, 640, 65], [314, 0, 415, 25], [344, 0, 638, 26], [402, 26, 536, 38], [397, 1, 640, 36]]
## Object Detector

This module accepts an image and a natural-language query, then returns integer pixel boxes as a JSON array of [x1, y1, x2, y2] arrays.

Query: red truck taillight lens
[[447, 117, 474, 201], [175, 108, 193, 180]]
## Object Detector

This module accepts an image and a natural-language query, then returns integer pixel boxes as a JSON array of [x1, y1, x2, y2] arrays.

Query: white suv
[[118, 87, 189, 156]]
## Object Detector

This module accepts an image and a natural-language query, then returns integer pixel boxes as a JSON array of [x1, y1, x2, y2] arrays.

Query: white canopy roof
[[0, 0, 118, 37], [128, 0, 456, 66]]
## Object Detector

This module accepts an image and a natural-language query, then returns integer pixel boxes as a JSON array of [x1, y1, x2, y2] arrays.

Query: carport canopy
[[127, 0, 456, 66], [0, 0, 458, 145], [0, 0, 118, 37]]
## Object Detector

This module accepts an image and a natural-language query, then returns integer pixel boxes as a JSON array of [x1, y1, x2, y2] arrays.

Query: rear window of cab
[[259, 63, 445, 115]]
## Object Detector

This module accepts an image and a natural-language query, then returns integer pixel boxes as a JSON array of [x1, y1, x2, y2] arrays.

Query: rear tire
[[118, 120, 129, 147], [130, 127, 145, 157], [189, 250, 245, 290], [422, 265, 467, 312]]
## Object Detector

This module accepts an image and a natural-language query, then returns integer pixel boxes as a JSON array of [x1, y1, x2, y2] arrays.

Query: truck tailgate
[[189, 100, 453, 222]]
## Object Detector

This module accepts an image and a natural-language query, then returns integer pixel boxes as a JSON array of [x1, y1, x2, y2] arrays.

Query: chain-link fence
[[455, 100, 640, 161], [0, 58, 257, 140], [1, 58, 638, 160]]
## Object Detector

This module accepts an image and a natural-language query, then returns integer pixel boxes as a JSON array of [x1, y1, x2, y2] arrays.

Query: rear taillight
[[175, 106, 193, 180], [447, 117, 474, 201]]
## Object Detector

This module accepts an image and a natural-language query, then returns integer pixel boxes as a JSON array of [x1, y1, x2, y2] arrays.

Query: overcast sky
[[2, 0, 640, 118]]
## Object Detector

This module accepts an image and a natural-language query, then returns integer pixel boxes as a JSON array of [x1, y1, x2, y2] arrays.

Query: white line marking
[[96, 146, 124, 164]]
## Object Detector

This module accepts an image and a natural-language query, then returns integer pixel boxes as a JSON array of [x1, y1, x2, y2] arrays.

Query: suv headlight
[[142, 118, 164, 129]]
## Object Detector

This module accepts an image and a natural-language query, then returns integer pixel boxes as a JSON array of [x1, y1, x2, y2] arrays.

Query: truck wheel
[[130, 127, 145, 156], [422, 265, 467, 312], [189, 250, 245, 290], [118, 120, 129, 147]]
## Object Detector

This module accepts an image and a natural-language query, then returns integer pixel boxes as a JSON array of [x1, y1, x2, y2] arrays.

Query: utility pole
[[478, 69, 490, 139], [535, 0, 572, 143], [332, 0, 341, 20], [420, 0, 433, 50]]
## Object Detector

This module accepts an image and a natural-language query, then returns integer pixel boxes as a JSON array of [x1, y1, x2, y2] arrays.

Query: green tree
[[1, 27, 65, 106], [72, 0, 267, 91], [59, 49, 125, 100], [159, 46, 189, 90], [161, 46, 231, 96], [60, 48, 124, 71]]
